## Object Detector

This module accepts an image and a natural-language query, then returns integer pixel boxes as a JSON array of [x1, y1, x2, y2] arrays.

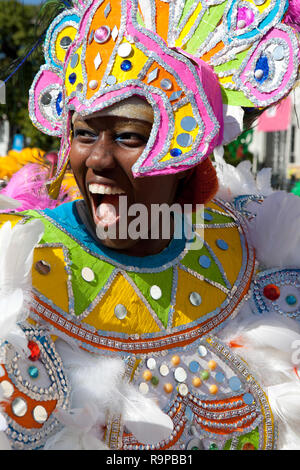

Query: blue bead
[[216, 239, 228, 250], [199, 255, 211, 269], [170, 148, 182, 157], [120, 60, 132, 71], [28, 366, 39, 379], [189, 361, 200, 373], [243, 393, 254, 405], [56, 91, 63, 116], [286, 295, 297, 305], [215, 372, 225, 383], [203, 211, 213, 221], [68, 73, 77, 85], [229, 376, 241, 392], [254, 56, 269, 83]]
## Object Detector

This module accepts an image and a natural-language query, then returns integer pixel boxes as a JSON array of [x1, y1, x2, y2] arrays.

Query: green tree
[[0, 0, 61, 152]]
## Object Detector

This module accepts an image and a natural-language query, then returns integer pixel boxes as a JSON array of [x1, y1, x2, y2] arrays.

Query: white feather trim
[[0, 387, 10, 450], [222, 105, 244, 146], [0, 413, 7, 432], [267, 382, 300, 449], [0, 432, 11, 450], [121, 385, 174, 445], [0, 220, 44, 292], [0, 194, 21, 211], [55, 339, 173, 447], [0, 220, 44, 353], [220, 300, 300, 449], [213, 146, 273, 202], [247, 191, 300, 269]]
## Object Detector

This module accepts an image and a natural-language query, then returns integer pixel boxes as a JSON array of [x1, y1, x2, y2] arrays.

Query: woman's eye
[[73, 129, 97, 141], [115, 132, 147, 147]]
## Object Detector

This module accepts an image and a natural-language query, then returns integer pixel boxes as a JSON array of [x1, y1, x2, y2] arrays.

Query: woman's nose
[[85, 134, 117, 171]]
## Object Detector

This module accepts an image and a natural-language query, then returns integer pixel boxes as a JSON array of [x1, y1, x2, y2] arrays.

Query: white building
[[250, 88, 300, 190], [0, 117, 9, 157]]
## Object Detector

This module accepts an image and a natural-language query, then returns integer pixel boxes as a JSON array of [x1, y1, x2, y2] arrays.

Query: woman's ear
[[176, 158, 219, 209], [177, 168, 194, 181]]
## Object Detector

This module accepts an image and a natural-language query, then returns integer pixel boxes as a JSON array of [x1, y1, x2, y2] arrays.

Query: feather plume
[[55, 339, 173, 447], [0, 163, 70, 212], [44, 403, 108, 450], [0, 220, 44, 291], [247, 191, 300, 269], [0, 195, 22, 211], [283, 0, 300, 33], [220, 302, 300, 384], [0, 220, 44, 352], [213, 146, 273, 202], [0, 385, 10, 450], [121, 385, 173, 445], [267, 382, 300, 449], [0, 432, 11, 450], [222, 105, 244, 146], [220, 301, 300, 448]]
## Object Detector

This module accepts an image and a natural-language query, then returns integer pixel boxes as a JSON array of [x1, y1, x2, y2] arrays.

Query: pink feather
[[283, 0, 300, 33], [0, 163, 71, 212]]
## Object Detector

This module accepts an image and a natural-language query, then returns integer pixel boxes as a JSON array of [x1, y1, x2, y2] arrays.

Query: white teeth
[[89, 183, 125, 195]]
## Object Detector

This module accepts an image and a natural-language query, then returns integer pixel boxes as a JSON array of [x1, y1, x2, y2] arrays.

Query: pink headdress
[[29, 0, 300, 197]]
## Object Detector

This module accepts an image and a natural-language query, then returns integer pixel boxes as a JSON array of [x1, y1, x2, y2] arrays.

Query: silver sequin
[[33, 405, 48, 423], [114, 304, 127, 320], [150, 285, 162, 300], [174, 367, 187, 383], [180, 116, 197, 132], [12, 397, 28, 417], [176, 133, 193, 148], [70, 53, 79, 69], [189, 292, 202, 306], [81, 267, 95, 282]]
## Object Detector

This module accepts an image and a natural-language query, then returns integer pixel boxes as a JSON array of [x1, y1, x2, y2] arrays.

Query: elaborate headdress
[[29, 0, 300, 197]]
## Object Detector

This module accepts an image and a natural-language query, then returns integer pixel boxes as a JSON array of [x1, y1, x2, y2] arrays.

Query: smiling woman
[[70, 97, 187, 254], [1, 0, 300, 453]]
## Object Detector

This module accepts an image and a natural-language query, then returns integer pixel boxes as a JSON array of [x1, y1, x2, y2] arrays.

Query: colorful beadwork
[[0, 326, 70, 450], [119, 335, 276, 450], [251, 268, 300, 321], [16, 198, 256, 356]]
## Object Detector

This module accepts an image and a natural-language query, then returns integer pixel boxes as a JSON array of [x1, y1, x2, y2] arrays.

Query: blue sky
[[17, 0, 45, 4]]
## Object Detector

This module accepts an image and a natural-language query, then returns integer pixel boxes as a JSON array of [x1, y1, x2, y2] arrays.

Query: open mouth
[[88, 183, 126, 228]]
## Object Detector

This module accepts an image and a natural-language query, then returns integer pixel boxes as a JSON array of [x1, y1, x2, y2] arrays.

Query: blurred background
[[0, 0, 300, 198]]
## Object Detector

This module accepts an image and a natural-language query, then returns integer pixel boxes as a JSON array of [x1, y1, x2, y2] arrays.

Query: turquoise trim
[[226, 0, 288, 43], [48, 14, 80, 69], [42, 201, 187, 270]]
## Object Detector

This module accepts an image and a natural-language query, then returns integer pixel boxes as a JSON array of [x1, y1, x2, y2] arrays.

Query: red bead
[[28, 341, 40, 361], [242, 442, 255, 450], [263, 284, 280, 301]]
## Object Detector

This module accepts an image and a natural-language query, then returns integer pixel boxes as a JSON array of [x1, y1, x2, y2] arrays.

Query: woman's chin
[[95, 234, 140, 252]]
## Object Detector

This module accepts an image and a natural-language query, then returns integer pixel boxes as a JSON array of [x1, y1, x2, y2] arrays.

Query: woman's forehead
[[72, 96, 154, 125]]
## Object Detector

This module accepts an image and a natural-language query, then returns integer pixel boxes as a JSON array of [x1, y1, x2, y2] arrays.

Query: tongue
[[96, 194, 120, 226]]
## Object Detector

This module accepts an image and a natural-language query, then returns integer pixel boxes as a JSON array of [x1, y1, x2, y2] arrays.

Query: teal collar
[[42, 200, 188, 270]]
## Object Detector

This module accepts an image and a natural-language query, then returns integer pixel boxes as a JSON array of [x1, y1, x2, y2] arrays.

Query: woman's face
[[69, 107, 184, 255]]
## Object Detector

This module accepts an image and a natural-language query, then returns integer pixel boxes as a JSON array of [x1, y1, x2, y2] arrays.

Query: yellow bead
[[171, 355, 181, 366], [192, 377, 202, 387], [164, 383, 173, 394], [209, 384, 218, 394], [143, 370, 152, 381], [208, 360, 217, 370]]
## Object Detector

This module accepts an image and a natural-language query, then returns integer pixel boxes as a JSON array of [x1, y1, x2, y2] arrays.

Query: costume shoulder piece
[[1, 199, 255, 356], [0, 204, 279, 451], [0, 325, 70, 450]]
